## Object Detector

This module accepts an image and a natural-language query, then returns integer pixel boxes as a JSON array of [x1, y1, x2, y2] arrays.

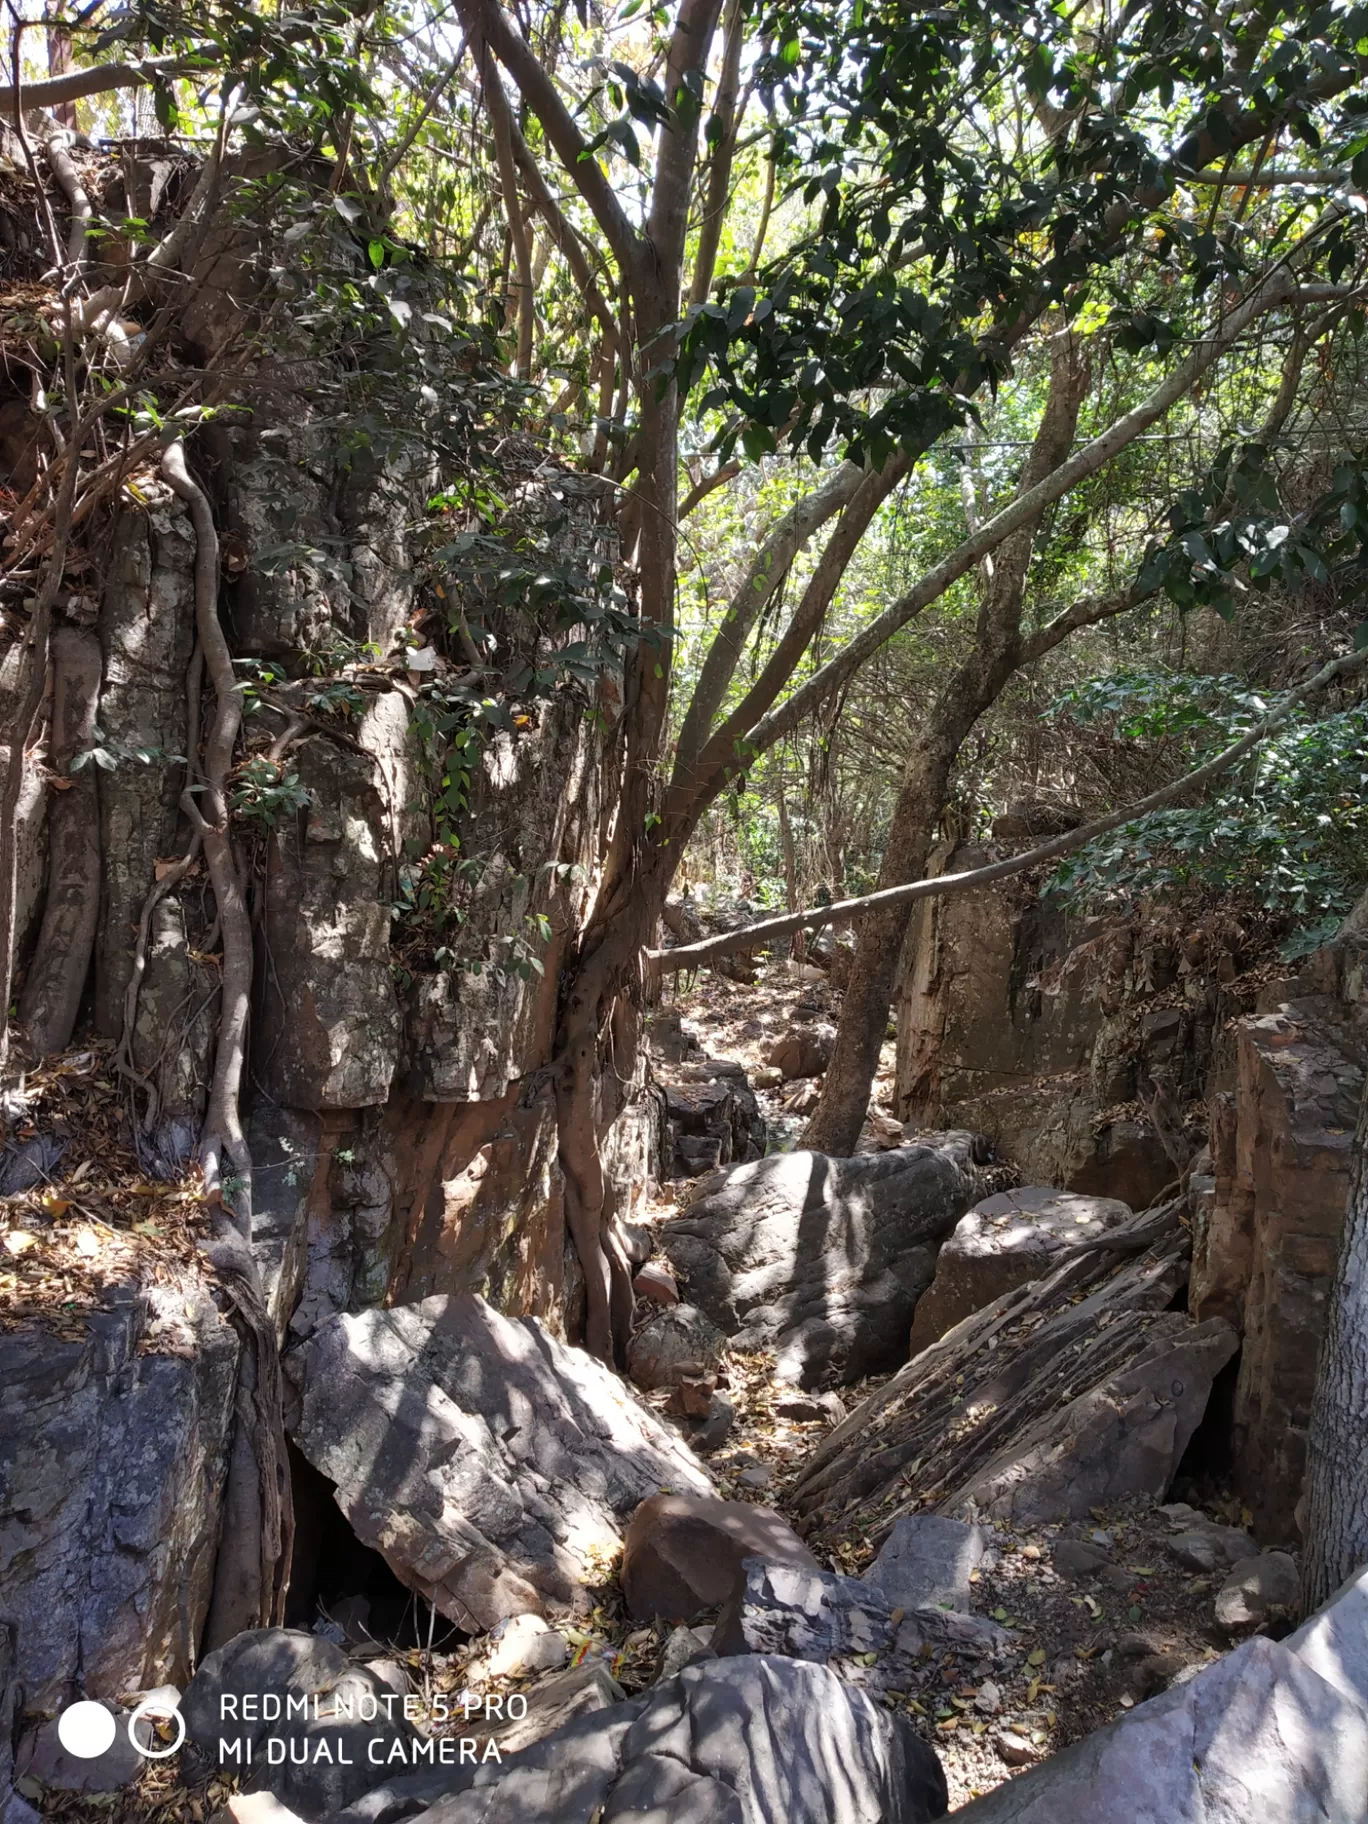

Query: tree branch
[[648, 642, 1368, 973], [671, 460, 865, 783], [454, 0, 638, 275], [734, 270, 1339, 769]]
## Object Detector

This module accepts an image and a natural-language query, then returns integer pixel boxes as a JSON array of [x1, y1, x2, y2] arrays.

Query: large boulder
[[621, 1495, 818, 1622], [948, 1632, 1368, 1822], [181, 1629, 415, 1818], [0, 1289, 239, 1715], [284, 1296, 712, 1631], [948, 1315, 1238, 1527], [660, 1135, 987, 1385], [909, 1188, 1131, 1351], [399, 1656, 948, 1824], [1283, 1561, 1368, 1708]]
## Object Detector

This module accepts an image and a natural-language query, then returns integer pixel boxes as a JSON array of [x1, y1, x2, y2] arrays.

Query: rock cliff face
[[0, 1288, 239, 1713], [895, 855, 1367, 1545], [1, 150, 649, 1732], [894, 845, 1246, 1207], [1193, 969, 1366, 1540]]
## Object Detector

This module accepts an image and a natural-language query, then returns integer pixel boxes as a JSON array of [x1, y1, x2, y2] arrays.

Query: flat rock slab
[[661, 1135, 986, 1386], [1283, 1562, 1368, 1709], [910, 1189, 1132, 1351], [621, 1494, 818, 1622], [949, 1316, 1239, 1527], [863, 1515, 991, 1612], [948, 1634, 1368, 1822], [285, 1295, 712, 1631], [712, 1558, 1010, 1688], [404, 1656, 948, 1824]]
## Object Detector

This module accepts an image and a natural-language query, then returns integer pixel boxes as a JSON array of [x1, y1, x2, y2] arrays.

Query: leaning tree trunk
[[1300, 1019, 1368, 1611], [804, 330, 1089, 1156]]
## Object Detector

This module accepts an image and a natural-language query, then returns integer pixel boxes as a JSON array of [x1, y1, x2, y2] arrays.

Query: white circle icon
[[56, 1701, 117, 1760], [127, 1698, 186, 1759]]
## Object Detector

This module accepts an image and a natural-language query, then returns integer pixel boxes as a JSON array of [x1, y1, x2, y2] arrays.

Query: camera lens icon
[[127, 1697, 186, 1759]]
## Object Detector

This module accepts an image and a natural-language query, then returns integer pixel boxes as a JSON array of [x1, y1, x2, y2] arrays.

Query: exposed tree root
[[17, 626, 103, 1056], [160, 437, 294, 1642]]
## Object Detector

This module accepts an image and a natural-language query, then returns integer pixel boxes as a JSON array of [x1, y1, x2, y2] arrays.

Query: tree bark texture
[[805, 332, 1089, 1155], [1300, 1064, 1368, 1612], [18, 626, 103, 1057]]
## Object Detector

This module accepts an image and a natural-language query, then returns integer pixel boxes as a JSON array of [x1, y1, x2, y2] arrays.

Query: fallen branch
[[648, 641, 1368, 973]]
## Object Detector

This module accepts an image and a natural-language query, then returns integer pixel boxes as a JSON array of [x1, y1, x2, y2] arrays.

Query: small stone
[[1166, 1526, 1257, 1574], [1215, 1551, 1300, 1631], [737, 1463, 772, 1490], [626, 1303, 726, 1391], [864, 1513, 990, 1612], [1089, 1530, 1114, 1548], [1116, 1632, 1156, 1659], [774, 1391, 846, 1423], [676, 1393, 735, 1456], [974, 1679, 1002, 1714], [1158, 1502, 1204, 1524], [1134, 1651, 1189, 1695], [633, 1263, 680, 1307], [657, 1625, 715, 1682], [996, 1729, 1039, 1766], [665, 1374, 717, 1418]]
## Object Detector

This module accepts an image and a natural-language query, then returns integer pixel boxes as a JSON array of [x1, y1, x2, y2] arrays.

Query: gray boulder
[[284, 1296, 712, 1630], [948, 1316, 1239, 1526], [1165, 1525, 1257, 1573], [626, 1304, 726, 1390], [950, 1634, 1368, 1821], [909, 1188, 1132, 1351], [863, 1515, 990, 1612], [0, 1289, 238, 1713], [181, 1629, 415, 1820], [661, 1135, 987, 1385], [402, 1656, 947, 1824], [334, 1665, 627, 1824], [1283, 1561, 1368, 1707], [1215, 1551, 1301, 1630]]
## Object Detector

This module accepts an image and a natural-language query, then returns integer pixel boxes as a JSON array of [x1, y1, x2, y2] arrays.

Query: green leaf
[[368, 239, 385, 270]]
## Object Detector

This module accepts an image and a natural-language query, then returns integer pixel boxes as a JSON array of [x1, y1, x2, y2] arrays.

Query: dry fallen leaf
[[3, 1232, 36, 1256]]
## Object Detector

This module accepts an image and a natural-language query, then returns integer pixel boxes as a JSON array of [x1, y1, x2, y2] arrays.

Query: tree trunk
[[802, 731, 961, 1154], [1300, 1042, 1368, 1611], [803, 330, 1089, 1156]]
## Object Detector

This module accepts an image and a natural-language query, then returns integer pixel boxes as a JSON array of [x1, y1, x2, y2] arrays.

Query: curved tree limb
[[0, 54, 186, 112], [648, 641, 1368, 974], [160, 438, 253, 1231]]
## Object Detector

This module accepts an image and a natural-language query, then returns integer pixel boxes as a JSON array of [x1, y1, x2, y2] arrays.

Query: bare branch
[[454, 0, 638, 275]]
